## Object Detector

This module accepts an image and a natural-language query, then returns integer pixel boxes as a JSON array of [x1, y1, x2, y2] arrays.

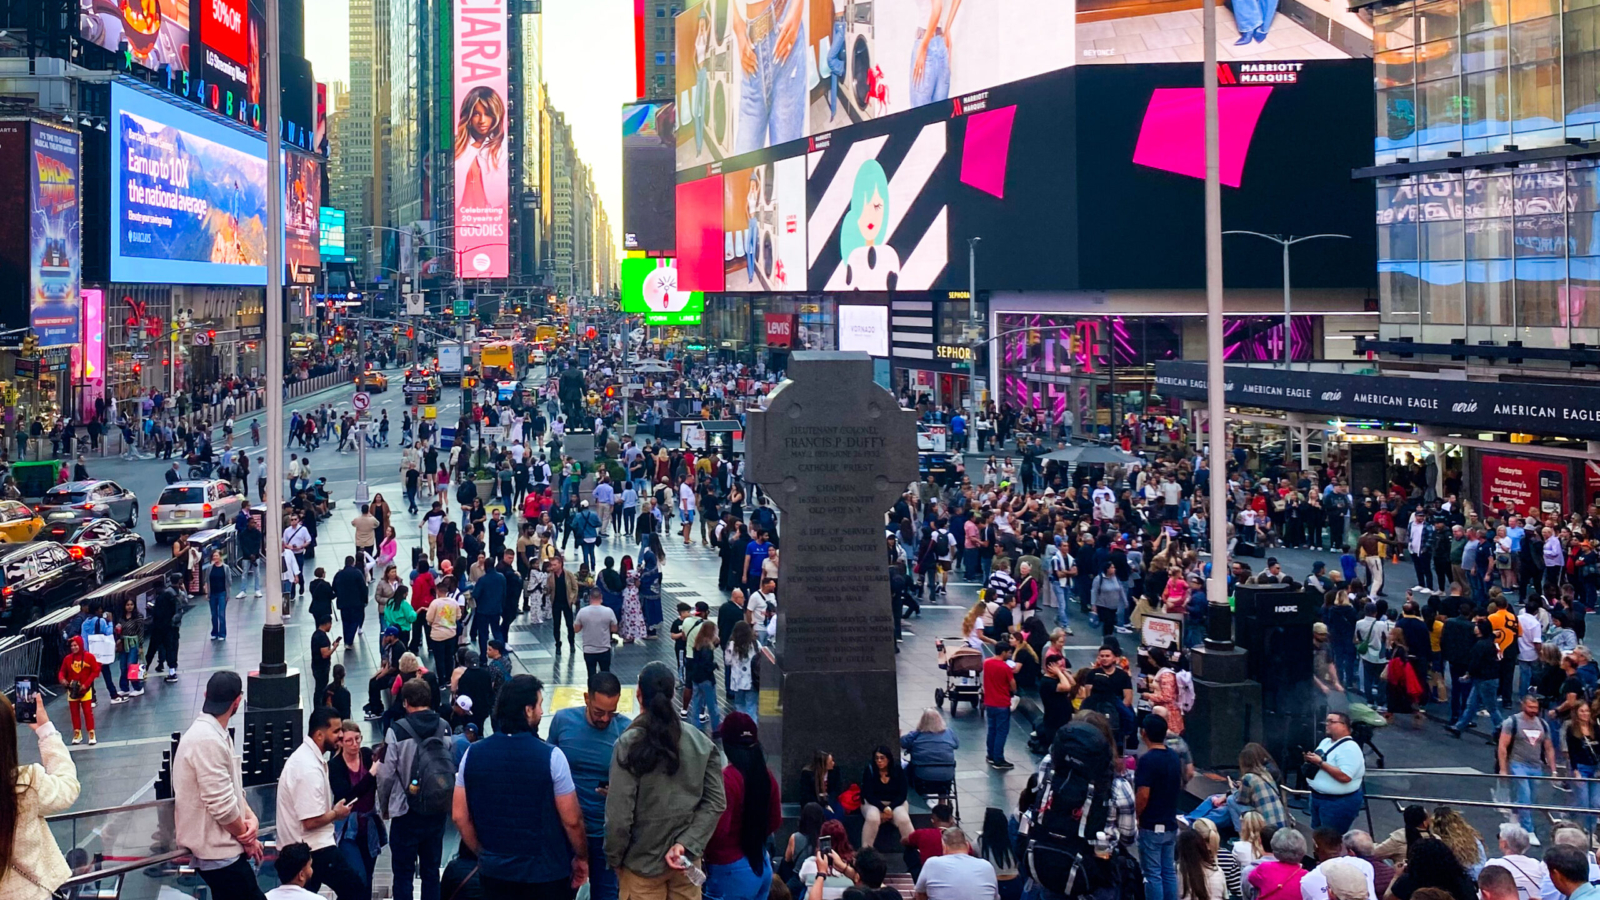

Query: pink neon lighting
[[960, 105, 1017, 199], [1131, 87, 1274, 188]]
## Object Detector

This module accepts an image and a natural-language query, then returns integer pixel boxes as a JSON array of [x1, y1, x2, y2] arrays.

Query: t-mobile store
[[1155, 361, 1600, 518]]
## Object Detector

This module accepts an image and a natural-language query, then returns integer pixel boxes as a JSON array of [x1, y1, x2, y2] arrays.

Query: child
[[58, 636, 102, 745], [485, 640, 512, 690], [1340, 545, 1359, 585]]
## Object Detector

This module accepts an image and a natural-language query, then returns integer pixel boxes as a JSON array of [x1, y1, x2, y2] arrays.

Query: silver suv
[[152, 480, 244, 543]]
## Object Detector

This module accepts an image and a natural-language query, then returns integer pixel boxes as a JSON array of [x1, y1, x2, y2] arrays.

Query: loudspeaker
[[1234, 584, 1318, 708], [1186, 678, 1264, 771]]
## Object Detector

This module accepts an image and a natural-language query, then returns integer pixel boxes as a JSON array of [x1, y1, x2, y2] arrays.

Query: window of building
[[656, 52, 667, 65]]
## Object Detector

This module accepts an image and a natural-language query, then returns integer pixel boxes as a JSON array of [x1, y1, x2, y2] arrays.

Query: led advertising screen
[[621, 257, 705, 326], [200, 0, 252, 99], [286, 153, 322, 284], [623, 101, 677, 253], [805, 0, 1076, 136], [454, 0, 510, 280], [79, 0, 191, 74], [724, 156, 806, 291], [320, 207, 346, 258], [111, 82, 270, 286], [1076, 0, 1369, 66], [78, 288, 105, 421], [806, 120, 951, 291], [676, 174, 724, 292], [30, 123, 80, 347], [838, 303, 889, 356]]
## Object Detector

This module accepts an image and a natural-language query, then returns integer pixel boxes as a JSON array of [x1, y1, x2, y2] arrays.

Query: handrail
[[45, 796, 173, 821], [1363, 768, 1581, 783], [1281, 784, 1600, 817], [56, 826, 279, 890]]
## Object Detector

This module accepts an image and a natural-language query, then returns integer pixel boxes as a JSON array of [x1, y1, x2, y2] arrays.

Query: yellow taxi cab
[[0, 500, 45, 542], [356, 370, 389, 392]]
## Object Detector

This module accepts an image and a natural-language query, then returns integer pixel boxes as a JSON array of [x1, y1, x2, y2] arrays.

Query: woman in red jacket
[[57, 636, 102, 746]]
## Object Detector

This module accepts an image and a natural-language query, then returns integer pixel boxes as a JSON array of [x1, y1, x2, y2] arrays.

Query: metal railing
[[1279, 781, 1600, 840], [0, 637, 42, 696]]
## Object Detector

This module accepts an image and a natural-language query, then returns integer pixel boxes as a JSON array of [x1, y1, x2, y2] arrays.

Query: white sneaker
[[1529, 834, 1542, 847], [255, 590, 263, 598], [235, 591, 245, 600]]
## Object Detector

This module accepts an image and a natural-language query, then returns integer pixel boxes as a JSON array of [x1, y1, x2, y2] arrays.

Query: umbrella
[[633, 360, 675, 374], [1040, 444, 1140, 466]]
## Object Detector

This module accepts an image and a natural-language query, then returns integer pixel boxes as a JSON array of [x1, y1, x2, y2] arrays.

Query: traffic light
[[206, 329, 216, 342], [586, 327, 596, 340], [132, 362, 142, 375], [604, 385, 615, 398], [406, 327, 414, 339]]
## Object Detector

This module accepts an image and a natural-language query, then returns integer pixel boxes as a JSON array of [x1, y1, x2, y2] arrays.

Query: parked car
[[152, 480, 245, 543], [0, 501, 45, 543], [0, 541, 98, 632], [35, 480, 139, 529], [43, 518, 147, 583]]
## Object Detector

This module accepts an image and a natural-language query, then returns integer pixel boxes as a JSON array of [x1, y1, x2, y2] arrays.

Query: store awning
[[1154, 361, 1600, 441]]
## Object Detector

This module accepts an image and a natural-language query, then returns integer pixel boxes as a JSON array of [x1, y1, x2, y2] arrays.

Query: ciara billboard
[[454, 0, 509, 280]]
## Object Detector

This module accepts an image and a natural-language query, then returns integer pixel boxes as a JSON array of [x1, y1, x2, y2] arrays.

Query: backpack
[[1020, 721, 1119, 898], [396, 717, 457, 816], [1174, 670, 1195, 714]]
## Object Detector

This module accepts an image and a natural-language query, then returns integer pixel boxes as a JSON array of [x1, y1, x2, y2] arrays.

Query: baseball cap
[[719, 711, 759, 746], [454, 695, 474, 713], [382, 626, 401, 638], [1312, 622, 1329, 636], [202, 671, 244, 716]]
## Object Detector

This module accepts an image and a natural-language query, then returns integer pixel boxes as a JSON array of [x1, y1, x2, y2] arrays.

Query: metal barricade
[[0, 636, 42, 693]]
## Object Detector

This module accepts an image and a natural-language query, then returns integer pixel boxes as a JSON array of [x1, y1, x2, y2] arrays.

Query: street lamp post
[[1223, 231, 1350, 369], [1202, 0, 1231, 649], [247, 0, 300, 781], [967, 237, 980, 458]]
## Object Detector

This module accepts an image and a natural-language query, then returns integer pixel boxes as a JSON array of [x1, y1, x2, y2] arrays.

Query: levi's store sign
[[765, 313, 795, 348], [1154, 360, 1600, 441]]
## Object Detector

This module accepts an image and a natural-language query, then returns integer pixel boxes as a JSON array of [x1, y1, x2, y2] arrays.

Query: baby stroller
[[934, 639, 983, 714]]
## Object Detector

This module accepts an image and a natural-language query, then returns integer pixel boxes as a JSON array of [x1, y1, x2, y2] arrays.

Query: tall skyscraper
[[345, 0, 390, 278], [511, 8, 545, 289]]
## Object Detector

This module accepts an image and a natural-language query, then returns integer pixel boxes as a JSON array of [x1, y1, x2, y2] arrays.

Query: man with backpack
[[377, 678, 454, 900]]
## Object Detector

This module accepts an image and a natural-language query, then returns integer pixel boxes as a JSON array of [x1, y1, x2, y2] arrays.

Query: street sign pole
[[356, 419, 370, 504]]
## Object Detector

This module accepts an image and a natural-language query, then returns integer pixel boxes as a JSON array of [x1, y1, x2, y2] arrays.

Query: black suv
[[0, 542, 98, 633]]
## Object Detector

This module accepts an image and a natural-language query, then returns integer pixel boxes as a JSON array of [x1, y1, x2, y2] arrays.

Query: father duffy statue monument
[[744, 351, 918, 785]]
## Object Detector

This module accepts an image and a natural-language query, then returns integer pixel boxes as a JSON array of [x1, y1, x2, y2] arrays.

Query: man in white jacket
[[172, 672, 266, 900]]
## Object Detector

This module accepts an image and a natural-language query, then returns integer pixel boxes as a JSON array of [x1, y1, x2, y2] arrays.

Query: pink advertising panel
[[78, 287, 105, 421], [454, 0, 509, 279]]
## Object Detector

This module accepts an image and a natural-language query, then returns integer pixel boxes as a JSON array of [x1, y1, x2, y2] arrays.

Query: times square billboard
[[454, 0, 510, 280]]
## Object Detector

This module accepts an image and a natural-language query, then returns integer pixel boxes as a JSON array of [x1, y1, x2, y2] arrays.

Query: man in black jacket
[[1446, 618, 1505, 736], [496, 549, 523, 635], [145, 574, 183, 682], [1440, 601, 1478, 722], [332, 556, 368, 645]]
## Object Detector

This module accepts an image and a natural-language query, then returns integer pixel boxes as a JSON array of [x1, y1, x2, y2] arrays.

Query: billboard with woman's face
[[454, 0, 509, 280]]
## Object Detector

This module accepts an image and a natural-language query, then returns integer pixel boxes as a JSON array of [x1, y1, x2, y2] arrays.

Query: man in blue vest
[[454, 673, 590, 896]]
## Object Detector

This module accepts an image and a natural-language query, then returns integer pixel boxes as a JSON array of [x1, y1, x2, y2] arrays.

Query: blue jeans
[[1138, 828, 1179, 900], [1510, 760, 1543, 834], [746, 222, 759, 281], [1310, 789, 1363, 834], [733, 688, 759, 718], [691, 679, 720, 737], [588, 835, 619, 900], [985, 704, 1011, 763], [1575, 764, 1600, 832], [735, 12, 807, 154], [1451, 677, 1503, 731], [209, 591, 227, 638], [705, 850, 772, 900], [694, 68, 708, 155], [1232, 0, 1280, 36], [910, 34, 951, 107]]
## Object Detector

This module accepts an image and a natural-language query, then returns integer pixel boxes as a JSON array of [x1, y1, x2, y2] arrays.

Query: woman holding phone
[[0, 691, 81, 898]]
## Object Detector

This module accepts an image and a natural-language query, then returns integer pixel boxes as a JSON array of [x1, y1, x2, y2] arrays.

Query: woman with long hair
[[979, 806, 1022, 900], [1192, 818, 1240, 900], [455, 86, 506, 211], [798, 751, 842, 820], [1568, 702, 1600, 832], [796, 819, 858, 888], [858, 745, 913, 850], [780, 801, 827, 885], [1386, 837, 1477, 900], [610, 661, 726, 894], [1374, 804, 1432, 862], [0, 692, 80, 897], [726, 621, 774, 718], [1177, 824, 1225, 900], [687, 621, 720, 736], [1429, 806, 1486, 877], [702, 712, 782, 899], [619, 554, 647, 643], [1233, 810, 1269, 885]]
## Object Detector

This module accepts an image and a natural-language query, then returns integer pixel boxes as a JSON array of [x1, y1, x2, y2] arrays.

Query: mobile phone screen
[[14, 677, 36, 723], [818, 835, 832, 857]]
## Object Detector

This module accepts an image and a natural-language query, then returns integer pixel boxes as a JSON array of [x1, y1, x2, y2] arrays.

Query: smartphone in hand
[[14, 676, 37, 724]]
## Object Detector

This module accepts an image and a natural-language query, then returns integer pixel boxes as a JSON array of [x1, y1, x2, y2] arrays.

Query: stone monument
[[744, 351, 919, 786]]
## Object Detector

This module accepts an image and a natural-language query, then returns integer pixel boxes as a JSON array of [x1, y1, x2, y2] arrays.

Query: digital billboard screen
[[1075, 0, 1370, 65], [454, 0, 510, 280], [286, 153, 322, 284], [320, 207, 346, 258], [806, 120, 952, 291], [111, 82, 271, 286], [675, 0, 1076, 172], [838, 304, 889, 356], [724, 156, 806, 291], [79, 0, 191, 74], [30, 123, 80, 347], [623, 101, 677, 253], [676, 174, 724, 292], [200, 0, 253, 99], [621, 257, 705, 325]]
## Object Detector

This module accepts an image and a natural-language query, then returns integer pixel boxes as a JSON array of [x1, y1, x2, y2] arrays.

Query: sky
[[302, 0, 635, 260]]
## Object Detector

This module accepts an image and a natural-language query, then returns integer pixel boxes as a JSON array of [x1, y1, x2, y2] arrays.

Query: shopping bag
[[127, 662, 144, 683], [86, 632, 116, 664]]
